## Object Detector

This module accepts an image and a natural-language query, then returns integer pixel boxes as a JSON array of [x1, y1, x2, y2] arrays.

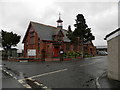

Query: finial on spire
[[57, 13, 63, 28], [59, 12, 61, 20], [57, 13, 63, 23], [59, 12, 61, 16]]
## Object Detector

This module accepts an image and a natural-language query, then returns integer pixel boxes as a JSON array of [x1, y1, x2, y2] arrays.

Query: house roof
[[104, 28, 120, 40], [22, 21, 70, 43]]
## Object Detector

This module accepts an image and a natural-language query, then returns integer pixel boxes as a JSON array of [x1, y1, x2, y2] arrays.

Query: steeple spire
[[59, 13, 61, 20], [57, 13, 63, 29]]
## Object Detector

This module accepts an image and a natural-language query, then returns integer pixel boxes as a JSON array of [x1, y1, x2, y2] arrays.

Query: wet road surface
[[2, 70, 24, 88], [2, 56, 107, 88]]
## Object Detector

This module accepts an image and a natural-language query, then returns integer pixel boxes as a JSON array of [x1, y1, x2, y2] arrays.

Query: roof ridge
[[23, 21, 70, 43], [30, 21, 68, 31], [30, 21, 57, 29]]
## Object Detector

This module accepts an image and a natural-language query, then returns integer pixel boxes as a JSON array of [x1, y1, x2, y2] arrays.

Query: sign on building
[[27, 49, 36, 56]]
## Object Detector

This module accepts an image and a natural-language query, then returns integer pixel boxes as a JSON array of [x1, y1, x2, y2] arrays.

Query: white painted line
[[9, 73, 13, 77], [27, 78, 35, 81], [18, 80, 31, 88], [0, 65, 2, 67], [17, 68, 67, 89], [23, 84, 31, 88], [40, 84, 43, 86], [3, 70, 17, 80], [13, 77, 17, 80], [6, 71, 9, 74], [20, 69, 67, 81], [28, 68, 68, 79], [18, 80, 24, 83], [30, 69, 68, 78], [96, 77, 101, 88], [34, 82, 41, 85], [42, 86, 48, 89]]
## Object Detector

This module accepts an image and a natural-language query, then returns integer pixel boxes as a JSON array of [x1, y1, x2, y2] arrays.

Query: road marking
[[9, 73, 13, 76], [0, 65, 2, 67], [23, 84, 31, 88], [2, 69, 18, 80], [96, 77, 101, 88], [42, 86, 48, 88], [18, 80, 24, 83], [3, 70, 6, 72], [28, 68, 67, 79], [20, 68, 67, 80], [2, 68, 32, 89], [13, 77, 17, 80], [34, 82, 41, 85], [18, 80, 32, 88], [40, 84, 43, 86], [27, 78, 35, 81], [6, 71, 9, 74]]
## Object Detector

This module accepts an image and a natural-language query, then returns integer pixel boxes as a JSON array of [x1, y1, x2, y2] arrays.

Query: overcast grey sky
[[0, 0, 119, 50]]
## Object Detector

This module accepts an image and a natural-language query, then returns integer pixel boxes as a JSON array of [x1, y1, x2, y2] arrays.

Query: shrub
[[65, 51, 81, 58], [63, 53, 67, 57]]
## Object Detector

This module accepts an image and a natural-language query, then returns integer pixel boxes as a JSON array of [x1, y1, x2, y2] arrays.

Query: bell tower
[[57, 13, 63, 29]]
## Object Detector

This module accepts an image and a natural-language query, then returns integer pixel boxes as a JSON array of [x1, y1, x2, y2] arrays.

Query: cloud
[[54, 2, 118, 46], [0, 0, 118, 49], [0, 1, 56, 49]]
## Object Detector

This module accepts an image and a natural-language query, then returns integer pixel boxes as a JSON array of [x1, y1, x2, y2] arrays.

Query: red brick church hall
[[22, 16, 96, 61]]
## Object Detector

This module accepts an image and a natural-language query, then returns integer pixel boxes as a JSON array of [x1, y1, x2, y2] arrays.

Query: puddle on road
[[82, 77, 96, 88]]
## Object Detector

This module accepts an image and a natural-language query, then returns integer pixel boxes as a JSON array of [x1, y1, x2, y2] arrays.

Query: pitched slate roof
[[23, 21, 70, 43]]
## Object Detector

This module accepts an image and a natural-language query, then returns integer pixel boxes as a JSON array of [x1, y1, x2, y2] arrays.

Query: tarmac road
[[2, 56, 107, 88], [2, 70, 24, 88]]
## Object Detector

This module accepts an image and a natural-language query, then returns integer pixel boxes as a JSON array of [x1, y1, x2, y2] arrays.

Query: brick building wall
[[23, 21, 96, 60]]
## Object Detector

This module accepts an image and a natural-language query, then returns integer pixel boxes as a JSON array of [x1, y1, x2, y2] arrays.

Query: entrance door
[[54, 47, 59, 57]]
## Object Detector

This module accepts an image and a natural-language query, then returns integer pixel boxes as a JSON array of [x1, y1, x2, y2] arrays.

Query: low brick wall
[[8, 56, 82, 62]]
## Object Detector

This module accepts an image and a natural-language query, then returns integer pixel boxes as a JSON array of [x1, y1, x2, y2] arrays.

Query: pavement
[[98, 71, 120, 88]]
